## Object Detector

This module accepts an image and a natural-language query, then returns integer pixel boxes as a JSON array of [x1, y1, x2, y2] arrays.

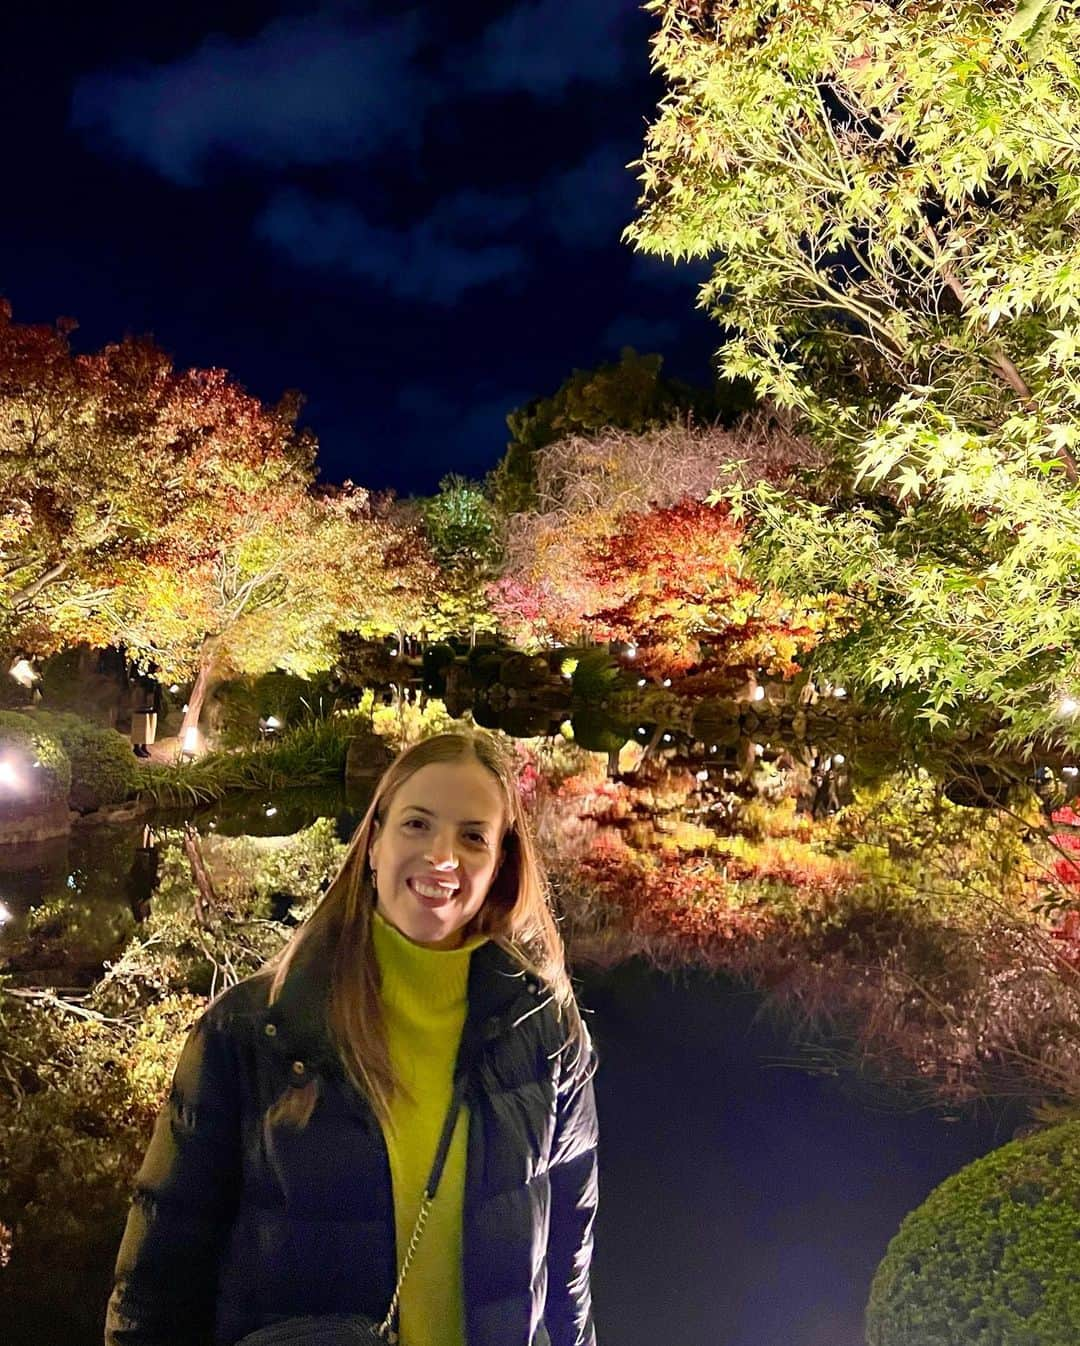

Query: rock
[[345, 733, 394, 782], [0, 802, 72, 846]]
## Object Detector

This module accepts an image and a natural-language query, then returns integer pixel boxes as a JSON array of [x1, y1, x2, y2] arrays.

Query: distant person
[[130, 673, 163, 758], [105, 730, 599, 1346]]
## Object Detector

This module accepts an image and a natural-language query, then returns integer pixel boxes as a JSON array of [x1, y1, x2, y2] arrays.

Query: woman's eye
[[403, 818, 427, 830], [467, 833, 488, 846]]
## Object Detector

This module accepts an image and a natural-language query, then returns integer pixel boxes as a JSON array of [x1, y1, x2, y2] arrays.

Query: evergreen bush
[[30, 710, 138, 810], [0, 711, 71, 806], [866, 1121, 1080, 1345]]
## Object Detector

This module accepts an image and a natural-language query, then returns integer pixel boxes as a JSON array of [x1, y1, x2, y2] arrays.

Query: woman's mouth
[[406, 876, 459, 906]]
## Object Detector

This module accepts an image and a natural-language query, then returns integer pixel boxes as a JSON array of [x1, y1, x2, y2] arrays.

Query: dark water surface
[[584, 960, 1008, 1346], [1, 788, 1010, 1345]]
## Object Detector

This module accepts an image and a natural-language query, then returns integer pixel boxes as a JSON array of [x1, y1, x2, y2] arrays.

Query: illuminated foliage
[[418, 474, 503, 641], [486, 347, 744, 515], [580, 496, 825, 682], [867, 1120, 1080, 1345], [629, 1, 1080, 743]]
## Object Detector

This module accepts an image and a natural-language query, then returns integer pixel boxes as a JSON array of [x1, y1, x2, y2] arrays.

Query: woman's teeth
[[410, 878, 457, 899]]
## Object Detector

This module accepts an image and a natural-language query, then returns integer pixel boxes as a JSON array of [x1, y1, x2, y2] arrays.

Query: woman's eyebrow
[[400, 804, 493, 827]]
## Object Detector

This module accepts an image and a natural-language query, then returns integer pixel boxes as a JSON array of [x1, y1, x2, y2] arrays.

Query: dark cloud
[[392, 383, 526, 488], [602, 314, 681, 353], [70, 11, 427, 184], [626, 250, 714, 291], [256, 189, 528, 304], [548, 143, 639, 248], [468, 0, 638, 95]]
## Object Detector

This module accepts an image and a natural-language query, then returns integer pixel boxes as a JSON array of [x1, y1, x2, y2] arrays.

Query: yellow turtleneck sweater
[[371, 908, 487, 1346]]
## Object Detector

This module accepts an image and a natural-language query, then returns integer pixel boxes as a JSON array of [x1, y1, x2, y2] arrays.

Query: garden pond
[[0, 771, 1023, 1346]]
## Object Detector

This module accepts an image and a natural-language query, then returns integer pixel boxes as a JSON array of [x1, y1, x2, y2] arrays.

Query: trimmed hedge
[[866, 1120, 1080, 1346], [0, 711, 71, 806], [30, 710, 139, 810]]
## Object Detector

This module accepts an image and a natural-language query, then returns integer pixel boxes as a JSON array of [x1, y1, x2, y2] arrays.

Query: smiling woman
[[368, 759, 506, 948], [105, 730, 598, 1346]]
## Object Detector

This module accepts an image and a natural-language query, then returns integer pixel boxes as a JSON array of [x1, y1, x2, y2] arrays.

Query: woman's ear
[[368, 819, 380, 873]]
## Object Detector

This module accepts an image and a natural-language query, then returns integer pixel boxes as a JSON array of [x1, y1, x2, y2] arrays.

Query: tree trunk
[[180, 638, 219, 747], [182, 823, 218, 926]]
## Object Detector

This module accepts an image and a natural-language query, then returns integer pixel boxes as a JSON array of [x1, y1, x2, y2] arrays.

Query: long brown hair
[[263, 730, 587, 1128]]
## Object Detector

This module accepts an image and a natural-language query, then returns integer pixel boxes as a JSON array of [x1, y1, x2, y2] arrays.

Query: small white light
[[0, 900, 11, 926], [638, 678, 647, 687], [265, 715, 281, 729], [1064, 766, 1079, 778], [752, 685, 765, 702], [265, 806, 277, 818], [662, 678, 672, 687], [0, 760, 19, 790], [182, 703, 189, 714], [662, 733, 673, 743], [711, 745, 718, 753], [626, 645, 636, 659], [638, 726, 648, 734], [1060, 697, 1079, 717], [169, 684, 180, 694], [832, 753, 846, 766], [754, 743, 764, 756], [67, 875, 77, 889], [390, 648, 398, 657], [696, 769, 708, 782], [833, 686, 847, 699]]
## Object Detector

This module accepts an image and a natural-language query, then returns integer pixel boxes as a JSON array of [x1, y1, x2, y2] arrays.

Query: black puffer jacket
[[104, 940, 598, 1346]]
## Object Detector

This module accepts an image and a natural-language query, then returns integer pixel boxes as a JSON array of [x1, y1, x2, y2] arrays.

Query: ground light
[[0, 900, 11, 925], [0, 759, 21, 791], [1060, 697, 1079, 716]]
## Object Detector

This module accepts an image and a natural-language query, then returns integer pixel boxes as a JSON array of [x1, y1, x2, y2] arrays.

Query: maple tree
[[0, 305, 179, 656], [627, 1, 1080, 742], [0, 302, 436, 736], [578, 496, 825, 683]]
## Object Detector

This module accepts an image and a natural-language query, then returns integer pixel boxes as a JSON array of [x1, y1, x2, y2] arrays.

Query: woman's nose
[[425, 837, 459, 869]]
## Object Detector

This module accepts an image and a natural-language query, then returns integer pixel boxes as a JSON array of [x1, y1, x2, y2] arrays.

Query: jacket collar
[[261, 935, 541, 1075]]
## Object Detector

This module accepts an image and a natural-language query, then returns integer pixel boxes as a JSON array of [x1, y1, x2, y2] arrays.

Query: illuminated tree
[[0, 306, 178, 656], [104, 485, 430, 741], [628, 1, 1080, 742], [581, 497, 823, 682], [418, 474, 503, 645], [486, 347, 748, 515], [495, 417, 818, 649]]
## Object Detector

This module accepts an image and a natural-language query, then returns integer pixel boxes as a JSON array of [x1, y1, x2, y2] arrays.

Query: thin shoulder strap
[[378, 1068, 471, 1340]]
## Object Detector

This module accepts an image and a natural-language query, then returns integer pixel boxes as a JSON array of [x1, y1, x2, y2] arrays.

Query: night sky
[[1, 0, 718, 496]]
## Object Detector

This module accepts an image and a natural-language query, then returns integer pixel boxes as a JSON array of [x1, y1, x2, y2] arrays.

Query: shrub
[[212, 670, 340, 748], [138, 713, 368, 808], [0, 986, 203, 1342], [30, 710, 138, 810], [570, 648, 622, 700], [0, 711, 70, 807], [866, 1121, 1080, 1345]]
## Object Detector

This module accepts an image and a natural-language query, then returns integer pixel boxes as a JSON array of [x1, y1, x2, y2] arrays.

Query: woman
[[105, 731, 598, 1346]]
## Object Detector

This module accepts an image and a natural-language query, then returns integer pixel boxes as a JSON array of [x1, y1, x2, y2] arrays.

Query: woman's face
[[368, 758, 506, 949]]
